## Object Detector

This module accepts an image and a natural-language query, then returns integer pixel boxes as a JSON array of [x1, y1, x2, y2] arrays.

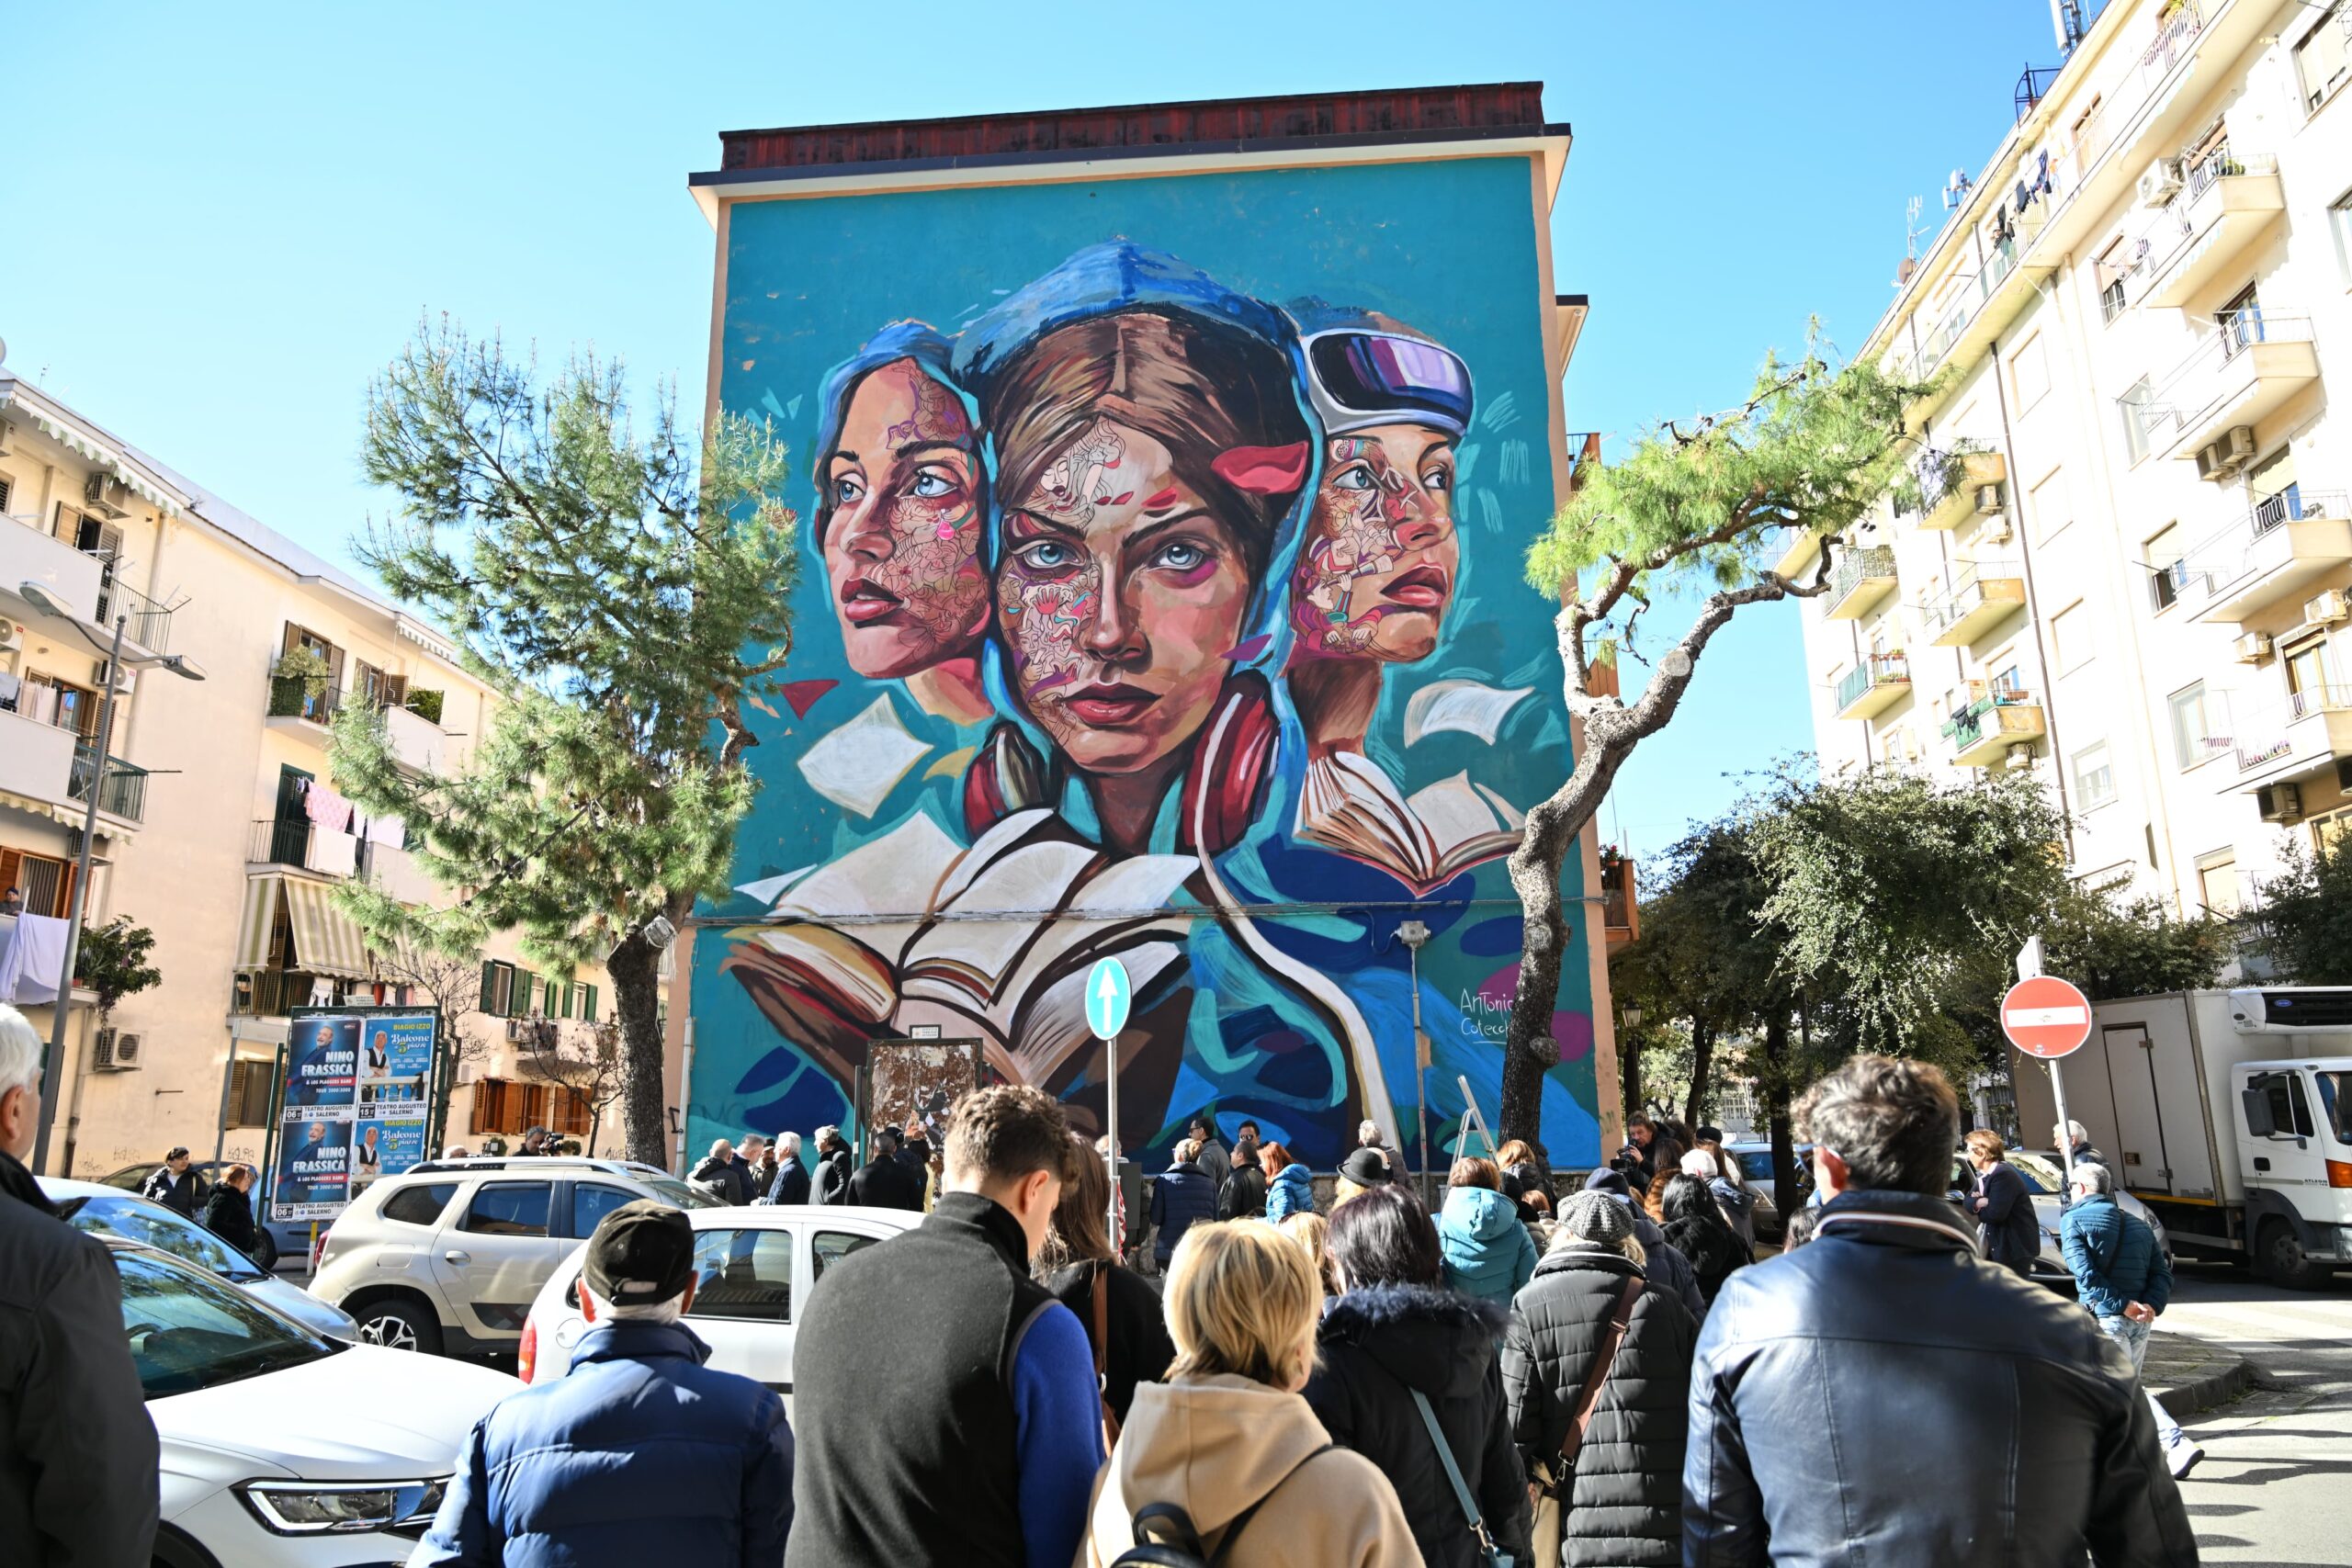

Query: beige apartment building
[[1786, 0, 2352, 928], [0, 354, 617, 1178]]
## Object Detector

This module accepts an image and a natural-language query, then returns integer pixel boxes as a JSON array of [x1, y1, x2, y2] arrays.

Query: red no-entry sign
[[2002, 975, 2092, 1059]]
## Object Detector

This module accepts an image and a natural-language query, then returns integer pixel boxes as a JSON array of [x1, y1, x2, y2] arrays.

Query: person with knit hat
[[1581, 1166, 1708, 1323], [1501, 1190, 1697, 1567]]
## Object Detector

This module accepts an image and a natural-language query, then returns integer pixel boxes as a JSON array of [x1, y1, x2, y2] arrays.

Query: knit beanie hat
[[1561, 1189, 1634, 1249]]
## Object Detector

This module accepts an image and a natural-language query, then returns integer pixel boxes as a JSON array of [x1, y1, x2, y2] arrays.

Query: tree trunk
[[1620, 1025, 1644, 1131], [1762, 1011, 1799, 1220], [1683, 1017, 1715, 1134], [606, 932, 666, 1167], [431, 1022, 458, 1154]]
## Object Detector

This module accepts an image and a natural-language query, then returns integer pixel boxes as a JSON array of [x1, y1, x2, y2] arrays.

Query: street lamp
[[1397, 919, 1432, 1202], [17, 581, 206, 1175]]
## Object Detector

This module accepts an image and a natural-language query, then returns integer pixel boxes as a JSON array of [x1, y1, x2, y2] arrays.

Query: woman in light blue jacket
[[1262, 1142, 1316, 1223], [1435, 1158, 1538, 1305]]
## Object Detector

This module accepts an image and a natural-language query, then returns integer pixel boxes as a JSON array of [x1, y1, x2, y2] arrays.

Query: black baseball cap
[[582, 1201, 695, 1305]]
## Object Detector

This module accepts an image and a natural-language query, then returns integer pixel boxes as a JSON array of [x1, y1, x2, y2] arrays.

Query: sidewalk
[[2145, 1328, 2253, 1418]]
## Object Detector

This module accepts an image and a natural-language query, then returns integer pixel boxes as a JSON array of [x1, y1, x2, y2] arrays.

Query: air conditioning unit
[[2006, 742, 2036, 767], [1974, 482, 2006, 515], [2304, 590, 2350, 626], [2137, 158, 2184, 207], [91, 1030, 141, 1071], [80, 472, 132, 520], [2196, 426, 2258, 481], [2257, 782, 2304, 822], [2222, 425, 2257, 463], [0, 620, 20, 654], [1980, 516, 2015, 545], [114, 1032, 141, 1066], [2233, 631, 2275, 663], [95, 660, 136, 695]]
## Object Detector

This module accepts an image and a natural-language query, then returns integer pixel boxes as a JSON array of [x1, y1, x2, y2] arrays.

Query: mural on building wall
[[695, 158, 1598, 1172]]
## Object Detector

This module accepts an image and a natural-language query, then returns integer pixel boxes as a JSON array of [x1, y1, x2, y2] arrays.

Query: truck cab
[[2233, 1056, 2352, 1288]]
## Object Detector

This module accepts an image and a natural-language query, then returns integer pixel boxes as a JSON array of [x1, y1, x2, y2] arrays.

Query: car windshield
[[58, 1195, 266, 1282], [647, 1177, 728, 1211], [2316, 1071, 2352, 1144], [114, 1249, 336, 1399], [1735, 1150, 1772, 1182], [2007, 1152, 2064, 1195]]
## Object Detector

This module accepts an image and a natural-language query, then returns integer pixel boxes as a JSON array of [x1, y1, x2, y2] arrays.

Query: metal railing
[[68, 742, 148, 823], [1828, 546, 1897, 606], [232, 969, 325, 1018], [250, 818, 311, 867], [1921, 559, 2023, 636], [2233, 684, 2352, 772], [93, 575, 175, 654], [266, 675, 345, 726], [1836, 653, 1909, 711], [2144, 312, 2314, 444], [2178, 490, 2346, 606]]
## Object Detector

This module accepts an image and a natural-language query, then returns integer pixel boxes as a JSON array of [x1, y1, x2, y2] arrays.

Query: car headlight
[[235, 1478, 447, 1535]]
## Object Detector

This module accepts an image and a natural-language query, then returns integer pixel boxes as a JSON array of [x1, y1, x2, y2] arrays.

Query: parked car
[[98, 1158, 305, 1269], [1949, 1149, 2174, 1293], [308, 1156, 724, 1356], [518, 1203, 922, 1407], [105, 1234, 518, 1567], [1722, 1141, 1815, 1242], [44, 1177, 361, 1345]]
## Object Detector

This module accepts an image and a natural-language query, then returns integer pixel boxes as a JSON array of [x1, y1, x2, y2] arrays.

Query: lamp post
[[1397, 919, 1431, 1205], [17, 581, 205, 1175]]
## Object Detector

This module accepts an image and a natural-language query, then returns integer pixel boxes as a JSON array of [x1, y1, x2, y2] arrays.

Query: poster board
[[863, 1038, 989, 1156], [269, 1007, 437, 1222]]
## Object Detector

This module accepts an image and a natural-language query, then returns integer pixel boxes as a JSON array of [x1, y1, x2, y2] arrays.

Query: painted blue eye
[[1422, 467, 1453, 493], [1330, 465, 1375, 492], [910, 471, 956, 499], [1017, 540, 1078, 570], [1154, 542, 1208, 570], [833, 477, 865, 506]]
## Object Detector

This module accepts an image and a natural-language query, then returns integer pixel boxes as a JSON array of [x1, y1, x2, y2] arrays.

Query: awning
[[234, 874, 374, 980]]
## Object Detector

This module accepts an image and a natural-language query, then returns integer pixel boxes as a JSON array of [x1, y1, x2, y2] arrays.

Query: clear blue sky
[[2, 0, 2070, 857]]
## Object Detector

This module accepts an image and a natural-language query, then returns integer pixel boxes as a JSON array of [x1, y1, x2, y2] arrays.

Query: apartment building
[[0, 355, 616, 1176], [1786, 0, 2352, 925]]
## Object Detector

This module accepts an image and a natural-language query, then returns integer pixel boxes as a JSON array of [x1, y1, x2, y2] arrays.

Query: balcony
[[2140, 153, 2285, 310], [231, 968, 327, 1018], [67, 742, 146, 825], [1945, 693, 2046, 767], [2152, 312, 2320, 462], [0, 706, 76, 811], [2, 513, 106, 623], [95, 576, 175, 655], [1825, 546, 1898, 621], [1924, 559, 2027, 647], [1918, 451, 2007, 533], [266, 675, 345, 733], [2188, 491, 2352, 625], [1835, 653, 1912, 720], [2228, 684, 2352, 792]]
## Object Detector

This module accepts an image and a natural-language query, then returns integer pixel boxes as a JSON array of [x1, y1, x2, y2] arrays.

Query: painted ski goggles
[[1299, 328, 1473, 440]]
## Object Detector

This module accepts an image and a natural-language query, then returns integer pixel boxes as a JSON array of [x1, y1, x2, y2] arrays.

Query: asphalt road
[[2165, 1263, 2352, 1566]]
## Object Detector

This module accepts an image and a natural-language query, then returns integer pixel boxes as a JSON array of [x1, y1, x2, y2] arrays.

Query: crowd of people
[[0, 983, 2206, 1567]]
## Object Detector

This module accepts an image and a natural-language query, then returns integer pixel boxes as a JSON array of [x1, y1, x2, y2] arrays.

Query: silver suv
[[309, 1156, 722, 1355]]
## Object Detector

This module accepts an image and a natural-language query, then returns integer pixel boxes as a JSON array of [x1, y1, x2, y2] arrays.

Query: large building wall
[[685, 91, 1611, 1173]]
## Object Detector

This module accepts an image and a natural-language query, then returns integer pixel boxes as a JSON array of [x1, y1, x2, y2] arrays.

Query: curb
[[2148, 1340, 2255, 1419]]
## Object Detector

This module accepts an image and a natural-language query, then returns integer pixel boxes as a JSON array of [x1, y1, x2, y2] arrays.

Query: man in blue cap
[[411, 1200, 793, 1565]]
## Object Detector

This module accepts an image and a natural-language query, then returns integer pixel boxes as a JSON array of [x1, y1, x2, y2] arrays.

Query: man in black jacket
[[847, 1127, 923, 1211], [0, 1003, 160, 1566], [1685, 1055, 2195, 1566], [766, 1132, 812, 1205], [203, 1162, 263, 1259], [787, 1086, 1101, 1568], [141, 1145, 205, 1217], [811, 1125, 854, 1205]]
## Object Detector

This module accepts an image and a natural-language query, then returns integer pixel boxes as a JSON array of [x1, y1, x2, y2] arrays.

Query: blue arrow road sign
[[1086, 957, 1131, 1041]]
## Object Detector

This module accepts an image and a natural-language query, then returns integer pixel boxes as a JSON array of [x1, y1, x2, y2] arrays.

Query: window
[[2285, 637, 2338, 712], [380, 1182, 459, 1228], [580, 984, 599, 1022], [2050, 602, 2090, 674], [570, 1182, 636, 1238], [0, 478, 11, 513], [2297, 3, 2351, 112], [2011, 333, 2051, 405], [2146, 525, 2186, 612], [2119, 378, 2155, 463], [1988, 660, 2026, 699], [2333, 189, 2352, 288], [688, 1229, 795, 1322], [2197, 850, 2242, 917], [479, 960, 514, 1018], [2094, 245, 2129, 323], [2218, 283, 2265, 357], [2169, 682, 2220, 768], [460, 1182, 552, 1236], [813, 1229, 881, 1282], [2030, 466, 2069, 544], [2250, 1072, 2315, 1139], [2249, 446, 2302, 532], [280, 625, 345, 723], [225, 1059, 275, 1128], [0, 849, 74, 919], [2313, 810, 2352, 853], [352, 662, 408, 713], [2073, 742, 2118, 808]]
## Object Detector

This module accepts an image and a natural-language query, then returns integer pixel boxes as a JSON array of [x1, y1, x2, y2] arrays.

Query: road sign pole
[[1104, 1030, 1120, 1255], [2050, 1058, 2077, 1191], [2007, 942, 2087, 1193], [1085, 958, 1133, 1258]]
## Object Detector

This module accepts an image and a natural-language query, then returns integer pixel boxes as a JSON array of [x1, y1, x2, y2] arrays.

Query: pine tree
[[330, 319, 797, 1164]]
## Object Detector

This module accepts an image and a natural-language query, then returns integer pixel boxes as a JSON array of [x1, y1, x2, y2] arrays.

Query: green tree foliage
[[1501, 336, 1948, 1143], [331, 319, 798, 1163], [75, 916, 162, 1028], [2041, 877, 2232, 1000], [2250, 837, 2352, 985]]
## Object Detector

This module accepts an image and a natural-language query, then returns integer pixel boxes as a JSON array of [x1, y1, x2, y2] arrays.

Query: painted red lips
[[1382, 563, 1450, 610], [839, 577, 903, 625], [1063, 682, 1161, 727]]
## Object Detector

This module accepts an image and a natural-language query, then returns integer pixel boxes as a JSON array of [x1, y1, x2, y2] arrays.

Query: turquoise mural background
[[692, 153, 1600, 1173]]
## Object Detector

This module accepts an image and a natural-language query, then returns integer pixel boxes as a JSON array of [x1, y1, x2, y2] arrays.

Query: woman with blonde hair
[[1079, 1221, 1418, 1566], [1278, 1210, 1340, 1297]]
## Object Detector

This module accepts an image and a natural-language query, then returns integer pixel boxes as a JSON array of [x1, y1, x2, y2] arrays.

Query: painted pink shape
[[779, 679, 839, 719]]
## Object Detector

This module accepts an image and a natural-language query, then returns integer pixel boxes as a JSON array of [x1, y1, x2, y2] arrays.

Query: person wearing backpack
[[1306, 1184, 1532, 1568], [1219, 1134, 1269, 1221], [1078, 1219, 1418, 1567], [1036, 1133, 1175, 1433], [1501, 1189, 1697, 1568]]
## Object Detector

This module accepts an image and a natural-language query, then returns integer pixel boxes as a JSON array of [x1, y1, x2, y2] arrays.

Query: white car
[[106, 1235, 518, 1567], [45, 1177, 360, 1343], [518, 1203, 922, 1403]]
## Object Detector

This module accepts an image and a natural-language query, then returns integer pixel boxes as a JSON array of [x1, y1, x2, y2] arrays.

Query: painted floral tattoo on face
[[1292, 424, 1460, 664], [822, 360, 988, 681], [997, 417, 1253, 775]]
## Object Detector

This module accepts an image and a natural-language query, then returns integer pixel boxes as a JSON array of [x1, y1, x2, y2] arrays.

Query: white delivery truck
[[2007, 986, 2352, 1289]]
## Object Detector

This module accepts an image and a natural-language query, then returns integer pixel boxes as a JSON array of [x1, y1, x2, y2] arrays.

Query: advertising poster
[[272, 1008, 437, 1222]]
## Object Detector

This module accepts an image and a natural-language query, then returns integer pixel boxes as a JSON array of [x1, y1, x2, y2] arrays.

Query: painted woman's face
[[996, 417, 1252, 776], [1291, 423, 1459, 664], [821, 360, 988, 681]]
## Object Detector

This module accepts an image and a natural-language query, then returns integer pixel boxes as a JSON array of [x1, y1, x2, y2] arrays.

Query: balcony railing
[[249, 818, 312, 867], [232, 968, 325, 1018], [1923, 559, 2027, 646], [93, 574, 175, 655], [2233, 684, 2352, 774], [2183, 490, 2350, 624], [1835, 653, 1911, 719], [68, 742, 147, 823], [266, 675, 345, 727], [1826, 546, 1898, 620], [2147, 311, 2316, 456]]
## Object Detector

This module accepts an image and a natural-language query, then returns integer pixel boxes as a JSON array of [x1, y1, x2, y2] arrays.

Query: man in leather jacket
[[1684, 1055, 2196, 1566]]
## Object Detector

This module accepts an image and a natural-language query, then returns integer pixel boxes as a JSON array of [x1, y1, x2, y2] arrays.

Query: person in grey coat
[[1183, 1115, 1230, 1195], [1582, 1166, 1708, 1322], [0, 1004, 160, 1567]]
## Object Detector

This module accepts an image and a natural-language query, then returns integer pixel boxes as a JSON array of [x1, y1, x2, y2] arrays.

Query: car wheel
[[2256, 1217, 2327, 1291], [353, 1297, 443, 1354], [252, 1229, 278, 1270]]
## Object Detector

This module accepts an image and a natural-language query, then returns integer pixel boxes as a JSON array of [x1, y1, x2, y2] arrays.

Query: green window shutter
[[520, 971, 537, 1016], [479, 962, 496, 1013], [582, 984, 598, 1021]]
